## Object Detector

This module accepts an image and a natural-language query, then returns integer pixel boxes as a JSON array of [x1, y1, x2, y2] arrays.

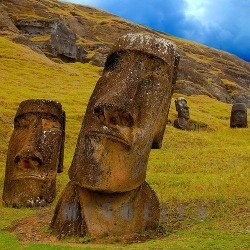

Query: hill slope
[[0, 0, 249, 248], [0, 0, 249, 106]]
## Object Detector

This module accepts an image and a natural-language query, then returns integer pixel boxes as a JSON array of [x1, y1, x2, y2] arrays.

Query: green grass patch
[[221, 78, 242, 96], [0, 35, 249, 249], [30, 35, 51, 42]]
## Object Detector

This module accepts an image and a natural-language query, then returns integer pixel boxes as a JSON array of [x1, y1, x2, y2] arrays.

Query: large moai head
[[3, 99, 65, 207], [230, 103, 248, 128], [175, 97, 190, 119], [69, 34, 179, 192]]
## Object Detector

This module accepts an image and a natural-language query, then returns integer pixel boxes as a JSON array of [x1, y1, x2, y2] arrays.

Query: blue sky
[[63, 0, 250, 62]]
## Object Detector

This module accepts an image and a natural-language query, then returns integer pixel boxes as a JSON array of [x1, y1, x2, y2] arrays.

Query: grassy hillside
[[0, 31, 249, 249], [1, 0, 250, 107]]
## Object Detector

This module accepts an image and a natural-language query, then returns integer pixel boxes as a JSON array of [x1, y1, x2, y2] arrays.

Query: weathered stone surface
[[76, 45, 88, 62], [0, 5, 19, 33], [175, 97, 190, 119], [50, 20, 87, 62], [232, 94, 250, 108], [51, 181, 160, 237], [16, 19, 57, 37], [12, 35, 44, 55], [52, 34, 179, 237], [174, 97, 190, 130], [14, 17, 88, 62], [50, 20, 77, 60], [230, 103, 248, 128], [3, 99, 65, 207], [90, 52, 106, 67], [174, 117, 190, 130], [174, 81, 209, 96], [68, 34, 180, 193]]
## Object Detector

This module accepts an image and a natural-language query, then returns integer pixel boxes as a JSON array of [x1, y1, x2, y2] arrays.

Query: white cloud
[[62, 0, 250, 60], [185, 0, 207, 20]]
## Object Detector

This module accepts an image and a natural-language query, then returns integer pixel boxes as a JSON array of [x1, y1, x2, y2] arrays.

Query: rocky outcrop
[[50, 20, 87, 62], [232, 94, 250, 108], [15, 19, 57, 37], [0, 5, 19, 33], [12, 35, 44, 55], [14, 17, 88, 62], [1, 0, 249, 105], [90, 52, 106, 67]]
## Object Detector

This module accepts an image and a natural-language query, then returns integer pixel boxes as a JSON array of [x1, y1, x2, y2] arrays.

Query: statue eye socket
[[42, 119, 61, 131], [14, 118, 30, 129]]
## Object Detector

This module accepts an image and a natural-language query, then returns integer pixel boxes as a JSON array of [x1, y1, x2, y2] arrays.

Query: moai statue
[[51, 34, 179, 237], [230, 103, 248, 128], [3, 99, 65, 207], [174, 97, 190, 130]]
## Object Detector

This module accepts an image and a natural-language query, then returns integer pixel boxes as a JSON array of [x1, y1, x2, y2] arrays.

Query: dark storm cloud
[[64, 0, 250, 62]]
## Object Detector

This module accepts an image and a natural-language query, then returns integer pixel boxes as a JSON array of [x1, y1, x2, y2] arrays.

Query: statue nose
[[14, 148, 43, 169], [94, 104, 134, 127], [14, 117, 44, 168]]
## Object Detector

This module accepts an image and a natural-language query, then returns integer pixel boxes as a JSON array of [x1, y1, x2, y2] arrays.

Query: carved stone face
[[230, 103, 247, 128], [69, 34, 179, 192], [3, 100, 65, 207], [175, 97, 190, 119]]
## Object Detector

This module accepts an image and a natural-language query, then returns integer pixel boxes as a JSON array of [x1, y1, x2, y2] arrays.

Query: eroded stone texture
[[174, 97, 190, 130], [0, 5, 20, 33], [230, 103, 248, 128], [69, 33, 180, 193], [52, 33, 179, 237], [16, 19, 58, 37], [51, 181, 160, 237], [15, 18, 87, 62], [3, 99, 65, 207], [50, 20, 77, 60]]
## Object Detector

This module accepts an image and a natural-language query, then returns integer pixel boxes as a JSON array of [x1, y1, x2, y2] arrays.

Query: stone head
[[175, 97, 190, 119], [3, 99, 65, 207], [230, 103, 247, 128], [69, 34, 179, 193]]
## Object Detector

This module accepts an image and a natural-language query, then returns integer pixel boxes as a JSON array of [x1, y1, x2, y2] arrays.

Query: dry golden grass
[[0, 35, 249, 249]]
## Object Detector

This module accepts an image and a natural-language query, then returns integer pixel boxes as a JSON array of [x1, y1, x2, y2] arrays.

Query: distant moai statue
[[174, 97, 190, 130], [3, 99, 65, 207], [230, 103, 248, 128], [51, 34, 180, 237]]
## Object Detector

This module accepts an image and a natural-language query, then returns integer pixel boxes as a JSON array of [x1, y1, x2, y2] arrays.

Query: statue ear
[[152, 131, 164, 149], [152, 54, 180, 149], [152, 102, 170, 149], [57, 110, 65, 173]]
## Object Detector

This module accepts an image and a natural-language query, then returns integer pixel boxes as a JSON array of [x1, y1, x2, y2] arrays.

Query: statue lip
[[87, 130, 131, 148]]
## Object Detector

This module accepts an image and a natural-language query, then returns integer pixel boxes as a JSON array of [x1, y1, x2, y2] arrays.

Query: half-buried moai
[[3, 99, 65, 207], [174, 97, 190, 130], [51, 34, 180, 237], [230, 103, 248, 128]]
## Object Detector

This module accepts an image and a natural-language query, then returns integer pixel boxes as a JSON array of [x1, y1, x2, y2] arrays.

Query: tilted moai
[[3, 99, 65, 207], [174, 97, 190, 130], [230, 103, 248, 128], [51, 34, 179, 237]]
